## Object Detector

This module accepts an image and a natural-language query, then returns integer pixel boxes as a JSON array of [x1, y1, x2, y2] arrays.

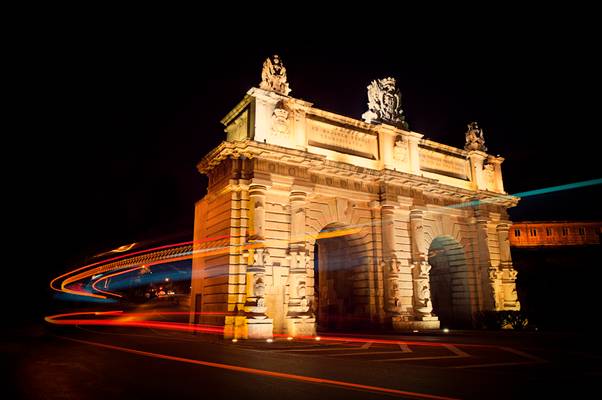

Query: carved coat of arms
[[362, 77, 408, 129]]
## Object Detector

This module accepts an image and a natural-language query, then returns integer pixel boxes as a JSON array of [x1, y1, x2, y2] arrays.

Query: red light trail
[[45, 311, 494, 350]]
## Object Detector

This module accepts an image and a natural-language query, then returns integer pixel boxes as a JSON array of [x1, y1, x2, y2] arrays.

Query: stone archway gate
[[190, 60, 520, 339]]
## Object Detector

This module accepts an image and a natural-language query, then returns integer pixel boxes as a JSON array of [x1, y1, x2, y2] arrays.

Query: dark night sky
[[16, 14, 600, 317]]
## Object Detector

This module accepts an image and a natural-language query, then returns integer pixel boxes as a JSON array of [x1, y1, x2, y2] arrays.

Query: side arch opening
[[428, 235, 471, 327]]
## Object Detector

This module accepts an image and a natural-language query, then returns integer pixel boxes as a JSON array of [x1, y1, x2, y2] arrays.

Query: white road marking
[[497, 346, 546, 363], [450, 346, 547, 368], [443, 344, 470, 358], [328, 343, 412, 357], [398, 343, 412, 353], [268, 341, 373, 353], [330, 350, 410, 357], [375, 355, 466, 362], [374, 344, 471, 362], [269, 343, 367, 352], [452, 361, 543, 369]]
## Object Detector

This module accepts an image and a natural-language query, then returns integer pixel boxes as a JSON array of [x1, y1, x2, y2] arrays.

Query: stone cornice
[[197, 140, 518, 207]]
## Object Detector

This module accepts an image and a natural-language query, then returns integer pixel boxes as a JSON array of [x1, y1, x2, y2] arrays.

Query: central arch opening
[[428, 235, 472, 327], [313, 224, 368, 330]]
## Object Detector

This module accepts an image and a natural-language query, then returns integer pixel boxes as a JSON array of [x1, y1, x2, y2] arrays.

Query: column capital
[[410, 208, 424, 219], [249, 183, 269, 195], [289, 190, 308, 203], [496, 223, 510, 232], [381, 203, 396, 213]]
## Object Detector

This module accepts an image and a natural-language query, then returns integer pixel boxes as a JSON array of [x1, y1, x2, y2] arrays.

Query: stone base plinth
[[392, 316, 440, 331], [246, 318, 274, 339], [225, 317, 273, 339], [286, 317, 316, 337]]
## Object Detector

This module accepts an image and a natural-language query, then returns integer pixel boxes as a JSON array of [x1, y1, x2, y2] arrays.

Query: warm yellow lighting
[[443, 328, 450, 333], [315, 336, 321, 341], [232, 338, 238, 343], [287, 336, 293, 341], [266, 338, 273, 343], [412, 330, 419, 333]]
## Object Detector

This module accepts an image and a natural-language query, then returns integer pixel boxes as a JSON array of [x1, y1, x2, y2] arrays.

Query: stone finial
[[260, 55, 291, 96], [362, 77, 408, 129], [464, 121, 487, 152]]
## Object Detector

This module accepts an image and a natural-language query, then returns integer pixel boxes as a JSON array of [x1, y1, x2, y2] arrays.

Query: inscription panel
[[307, 119, 378, 160], [419, 147, 468, 180]]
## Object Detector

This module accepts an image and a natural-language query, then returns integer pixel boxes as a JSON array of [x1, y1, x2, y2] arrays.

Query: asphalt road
[[5, 322, 601, 400]]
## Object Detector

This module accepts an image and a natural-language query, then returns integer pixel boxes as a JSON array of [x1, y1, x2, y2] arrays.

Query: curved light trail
[[50, 225, 364, 301]]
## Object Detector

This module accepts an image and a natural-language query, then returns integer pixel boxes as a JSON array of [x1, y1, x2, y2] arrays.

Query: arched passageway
[[428, 236, 472, 327], [313, 224, 368, 330]]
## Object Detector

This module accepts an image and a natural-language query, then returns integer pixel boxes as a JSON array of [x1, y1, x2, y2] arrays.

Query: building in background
[[510, 220, 601, 331], [510, 221, 601, 247]]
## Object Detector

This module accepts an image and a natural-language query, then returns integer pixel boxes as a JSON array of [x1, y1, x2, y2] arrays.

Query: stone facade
[[190, 57, 521, 338]]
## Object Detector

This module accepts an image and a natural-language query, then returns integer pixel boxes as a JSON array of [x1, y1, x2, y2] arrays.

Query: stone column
[[475, 210, 495, 311], [249, 184, 267, 240], [230, 181, 249, 338], [497, 223, 511, 267], [382, 205, 401, 314], [407, 209, 439, 329], [289, 191, 307, 244], [286, 190, 316, 336], [369, 200, 385, 323], [497, 223, 520, 310]]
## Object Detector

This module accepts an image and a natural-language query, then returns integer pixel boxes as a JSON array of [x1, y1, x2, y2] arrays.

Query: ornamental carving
[[253, 274, 265, 298], [271, 101, 290, 136], [262, 249, 271, 267], [483, 162, 495, 188], [362, 77, 408, 129], [393, 135, 407, 163]]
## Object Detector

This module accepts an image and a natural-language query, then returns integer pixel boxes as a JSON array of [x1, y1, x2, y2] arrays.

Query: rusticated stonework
[[190, 60, 520, 339]]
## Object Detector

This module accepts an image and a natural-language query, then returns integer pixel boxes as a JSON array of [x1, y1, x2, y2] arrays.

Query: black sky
[[16, 14, 600, 315]]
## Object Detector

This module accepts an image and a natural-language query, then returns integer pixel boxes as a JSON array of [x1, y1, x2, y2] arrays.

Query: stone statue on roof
[[464, 121, 487, 152], [260, 55, 291, 96]]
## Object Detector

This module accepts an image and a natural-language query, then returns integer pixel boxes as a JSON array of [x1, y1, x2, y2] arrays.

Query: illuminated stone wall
[[191, 87, 520, 338]]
